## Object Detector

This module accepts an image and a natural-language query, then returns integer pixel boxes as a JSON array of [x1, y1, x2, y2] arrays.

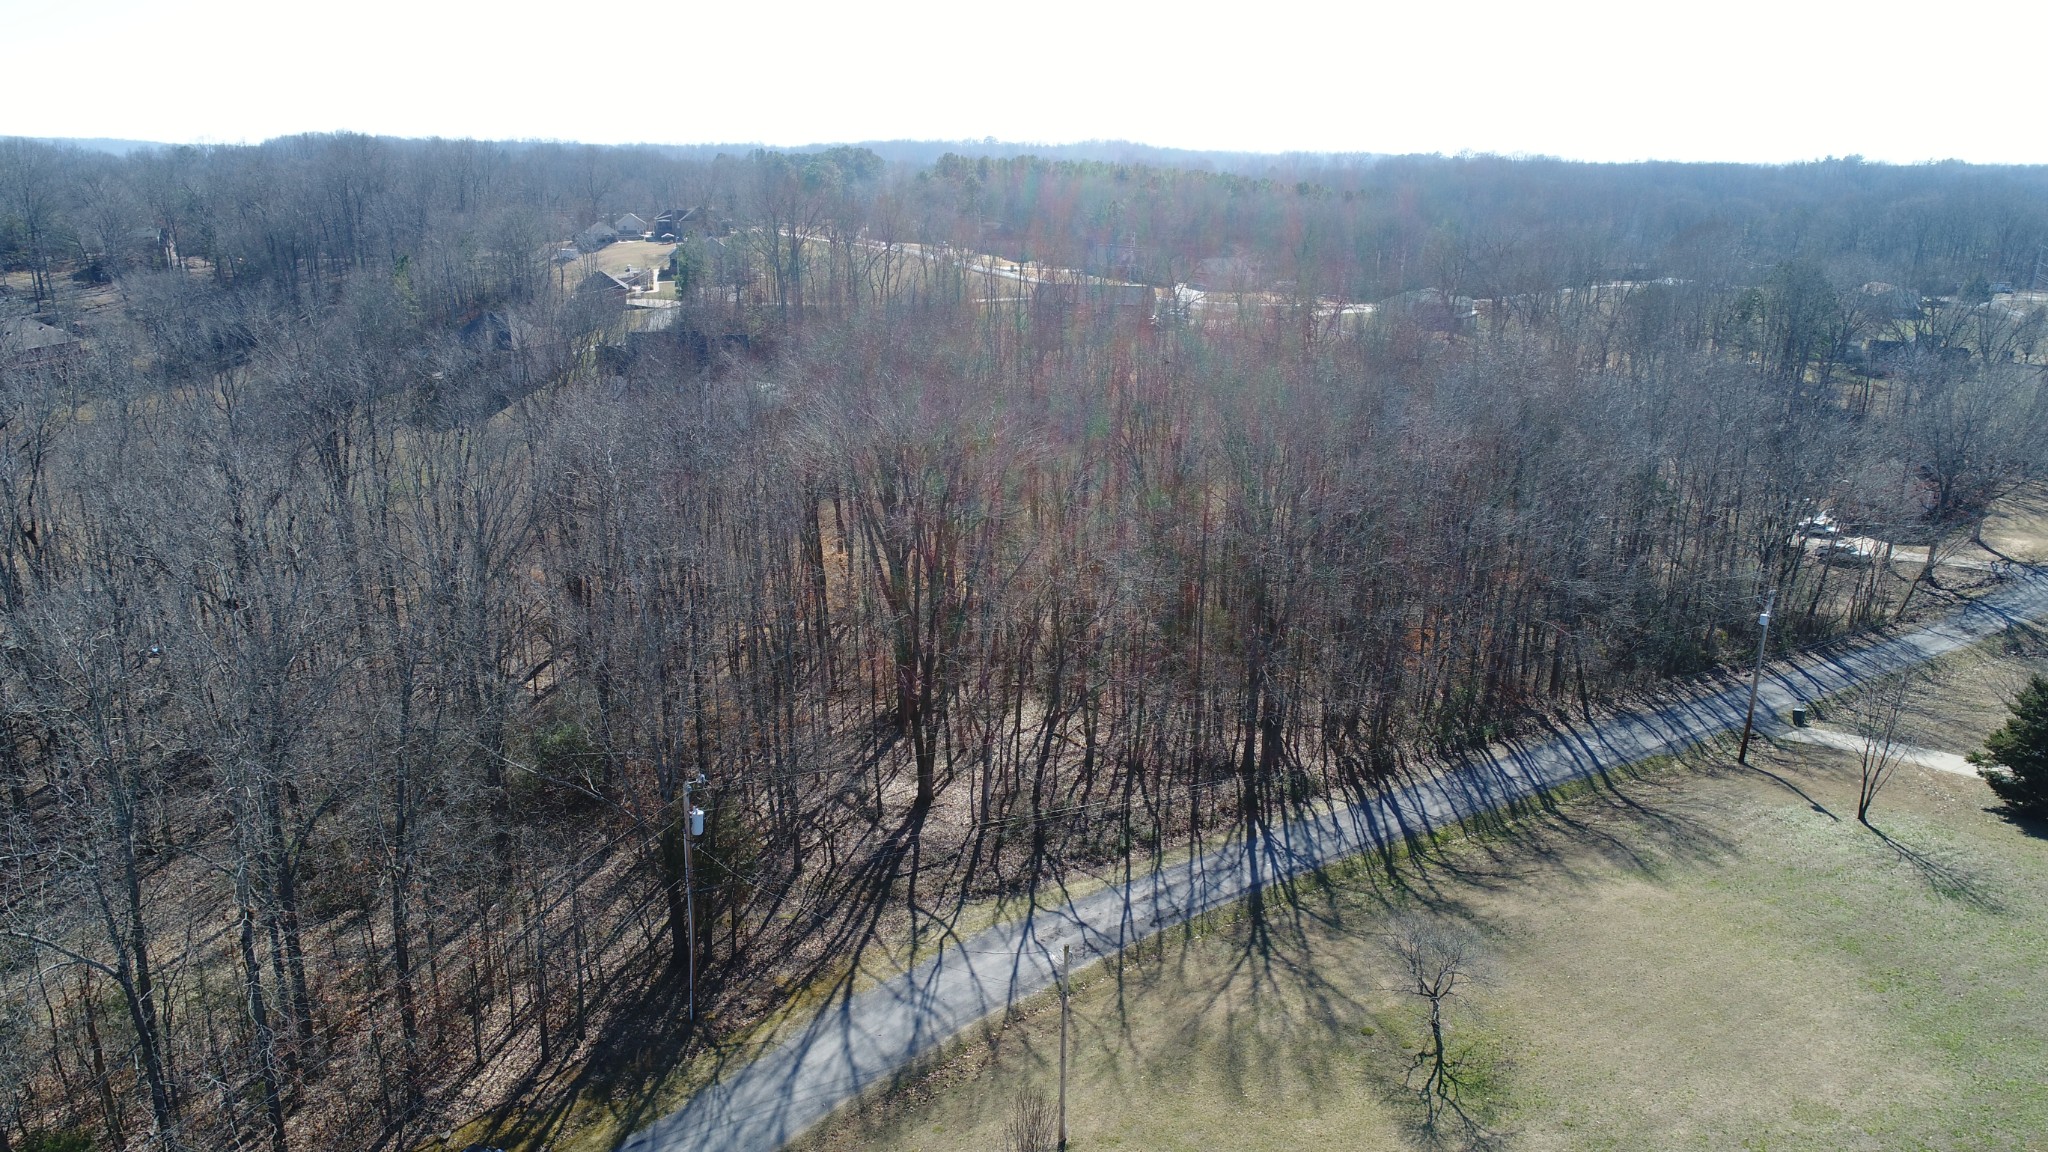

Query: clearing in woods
[[789, 636, 2048, 1152]]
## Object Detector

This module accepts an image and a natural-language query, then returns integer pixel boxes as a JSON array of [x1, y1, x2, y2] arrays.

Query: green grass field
[[792, 644, 2048, 1152]]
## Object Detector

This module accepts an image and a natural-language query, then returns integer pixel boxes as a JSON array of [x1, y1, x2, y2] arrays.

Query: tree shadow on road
[[462, 795, 941, 1152]]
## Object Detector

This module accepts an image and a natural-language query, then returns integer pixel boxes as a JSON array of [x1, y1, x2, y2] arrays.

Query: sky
[[3, 0, 2045, 164]]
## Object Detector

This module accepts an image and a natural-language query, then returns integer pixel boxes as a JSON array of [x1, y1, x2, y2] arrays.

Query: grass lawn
[[791, 642, 2048, 1152], [559, 240, 679, 297]]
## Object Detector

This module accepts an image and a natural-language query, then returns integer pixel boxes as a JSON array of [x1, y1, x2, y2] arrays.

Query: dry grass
[[1980, 482, 2048, 565], [790, 644, 2048, 1152]]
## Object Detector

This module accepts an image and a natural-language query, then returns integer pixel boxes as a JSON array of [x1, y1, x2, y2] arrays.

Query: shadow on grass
[[1132, 755, 1748, 1151], [1864, 822, 2008, 913], [1983, 804, 2048, 841], [1742, 759, 1842, 821]]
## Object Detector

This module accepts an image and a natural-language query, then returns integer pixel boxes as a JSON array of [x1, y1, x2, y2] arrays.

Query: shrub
[[1006, 1091, 1057, 1152], [20, 1129, 95, 1152], [1972, 674, 2048, 818]]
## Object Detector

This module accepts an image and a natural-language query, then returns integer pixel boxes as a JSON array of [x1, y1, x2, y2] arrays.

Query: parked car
[[1815, 537, 1878, 568], [1796, 511, 1841, 538]]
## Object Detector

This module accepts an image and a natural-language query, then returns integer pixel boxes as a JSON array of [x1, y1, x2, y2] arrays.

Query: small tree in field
[[1854, 670, 1915, 825], [1971, 674, 2048, 818], [1386, 916, 1484, 1140]]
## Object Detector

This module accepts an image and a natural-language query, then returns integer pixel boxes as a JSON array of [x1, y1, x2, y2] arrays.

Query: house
[[551, 247, 582, 265], [576, 271, 635, 307], [0, 315, 82, 366], [1858, 282, 1921, 321], [459, 309, 535, 353], [1192, 255, 1262, 293], [614, 213, 650, 239], [616, 265, 660, 293], [576, 222, 618, 252], [1378, 289, 1480, 335], [1032, 281, 1158, 328], [654, 207, 696, 242]]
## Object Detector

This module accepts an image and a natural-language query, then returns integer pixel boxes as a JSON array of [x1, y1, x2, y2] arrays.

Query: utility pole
[[1058, 944, 1071, 1150], [683, 772, 706, 1022], [1737, 588, 1777, 764]]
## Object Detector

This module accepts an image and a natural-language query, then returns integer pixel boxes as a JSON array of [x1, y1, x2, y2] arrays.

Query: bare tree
[[1853, 670, 1917, 826], [1893, 361, 2045, 617], [1385, 916, 1485, 1141]]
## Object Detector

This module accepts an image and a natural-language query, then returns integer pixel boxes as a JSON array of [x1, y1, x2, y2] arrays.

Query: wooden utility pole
[[683, 773, 706, 1021], [1058, 944, 1070, 1150], [1737, 589, 1776, 764]]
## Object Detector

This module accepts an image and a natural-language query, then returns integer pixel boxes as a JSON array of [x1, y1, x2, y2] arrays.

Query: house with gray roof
[[0, 315, 81, 366]]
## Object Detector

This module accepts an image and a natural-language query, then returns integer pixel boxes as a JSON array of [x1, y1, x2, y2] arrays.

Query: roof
[[459, 309, 536, 352], [0, 316, 79, 354], [615, 213, 649, 232], [1381, 288, 1479, 311], [578, 271, 634, 294]]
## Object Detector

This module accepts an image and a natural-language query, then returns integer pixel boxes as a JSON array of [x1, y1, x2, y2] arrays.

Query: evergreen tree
[[1972, 674, 2048, 817]]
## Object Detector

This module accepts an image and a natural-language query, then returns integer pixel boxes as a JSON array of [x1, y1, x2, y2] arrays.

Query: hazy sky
[[4, 0, 2043, 163]]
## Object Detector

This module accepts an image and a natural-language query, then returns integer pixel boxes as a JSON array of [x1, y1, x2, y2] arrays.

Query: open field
[[788, 640, 2048, 1152]]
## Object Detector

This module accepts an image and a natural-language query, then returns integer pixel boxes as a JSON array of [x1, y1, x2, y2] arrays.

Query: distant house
[[0, 315, 82, 366], [1858, 281, 1921, 321], [576, 222, 618, 252], [1192, 255, 1262, 293], [616, 265, 660, 292], [459, 309, 535, 353], [551, 247, 582, 265], [1098, 283, 1158, 314], [654, 207, 696, 241], [614, 213, 650, 238], [1379, 289, 1479, 335], [1032, 281, 1157, 328], [576, 271, 635, 308]]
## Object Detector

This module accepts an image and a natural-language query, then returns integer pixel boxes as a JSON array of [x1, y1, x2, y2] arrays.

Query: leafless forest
[[1, 136, 2044, 1151]]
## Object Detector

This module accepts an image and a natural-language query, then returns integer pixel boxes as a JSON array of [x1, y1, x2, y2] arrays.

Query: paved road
[[626, 572, 2048, 1152]]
